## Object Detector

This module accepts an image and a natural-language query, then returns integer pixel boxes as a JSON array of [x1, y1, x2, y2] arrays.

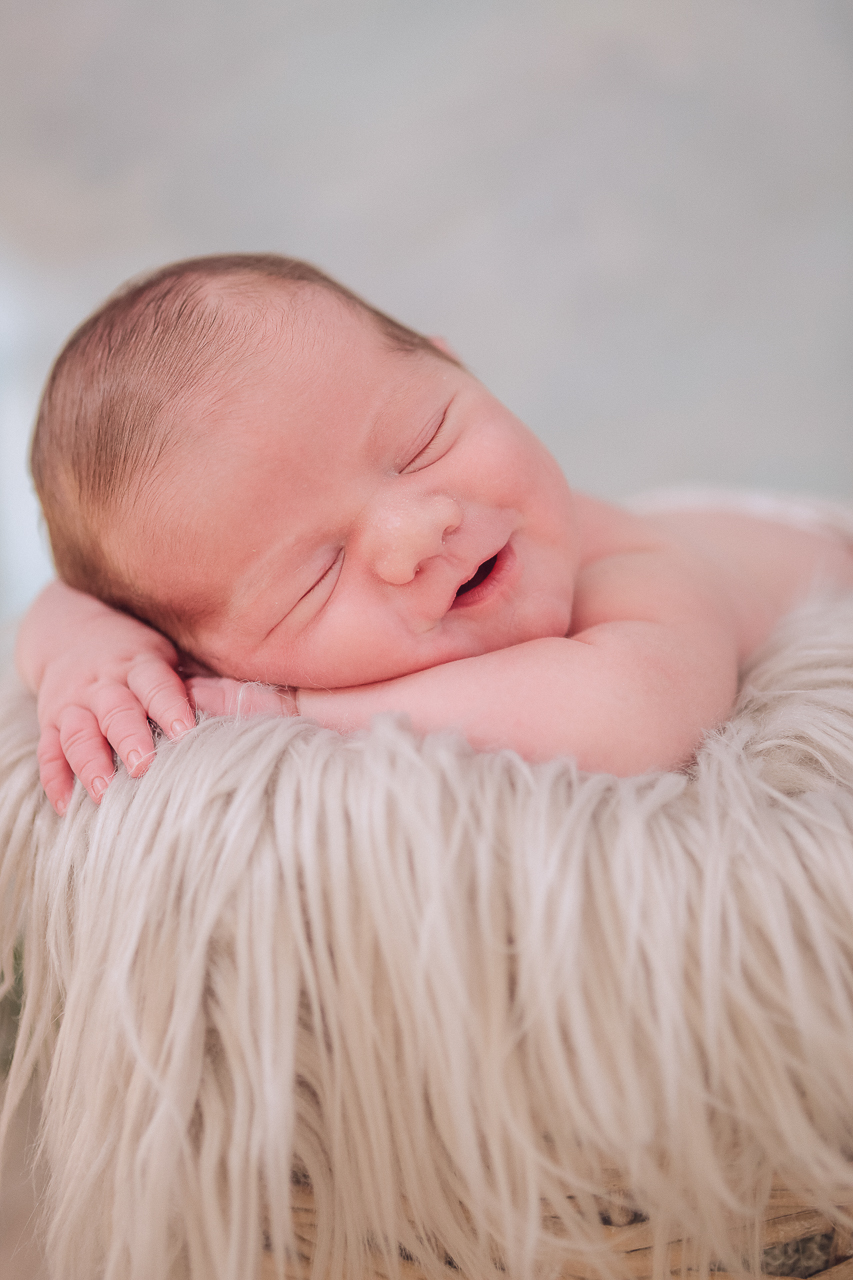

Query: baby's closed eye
[[401, 404, 452, 472]]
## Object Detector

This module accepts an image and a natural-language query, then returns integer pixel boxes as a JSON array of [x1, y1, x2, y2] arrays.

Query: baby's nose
[[368, 492, 462, 585]]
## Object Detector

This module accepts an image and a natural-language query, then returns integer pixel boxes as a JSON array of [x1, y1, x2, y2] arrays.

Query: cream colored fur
[[3, 597, 853, 1279]]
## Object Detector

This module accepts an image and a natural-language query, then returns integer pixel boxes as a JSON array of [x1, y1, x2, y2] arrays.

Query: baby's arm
[[16, 581, 197, 813], [193, 545, 740, 774], [298, 553, 738, 771]]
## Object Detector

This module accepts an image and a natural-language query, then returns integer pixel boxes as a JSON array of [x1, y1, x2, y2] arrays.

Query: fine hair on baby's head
[[32, 253, 448, 638]]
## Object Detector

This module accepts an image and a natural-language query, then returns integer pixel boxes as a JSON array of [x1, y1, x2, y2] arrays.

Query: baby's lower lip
[[451, 543, 514, 609]]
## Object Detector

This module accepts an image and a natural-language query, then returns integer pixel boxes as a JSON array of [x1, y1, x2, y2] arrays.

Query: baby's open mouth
[[456, 554, 498, 596]]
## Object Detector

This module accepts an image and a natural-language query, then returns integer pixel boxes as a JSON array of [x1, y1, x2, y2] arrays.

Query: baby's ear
[[429, 335, 461, 361]]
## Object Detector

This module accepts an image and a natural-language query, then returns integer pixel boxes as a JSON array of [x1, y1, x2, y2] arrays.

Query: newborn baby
[[16, 254, 853, 814]]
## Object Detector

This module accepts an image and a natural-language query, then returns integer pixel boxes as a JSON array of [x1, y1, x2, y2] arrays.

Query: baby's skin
[[16, 287, 853, 814]]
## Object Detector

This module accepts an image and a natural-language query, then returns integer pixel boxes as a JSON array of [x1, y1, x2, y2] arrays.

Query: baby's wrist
[[292, 686, 327, 722]]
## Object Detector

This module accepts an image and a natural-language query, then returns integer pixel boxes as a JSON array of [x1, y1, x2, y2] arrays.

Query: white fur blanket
[[3, 598, 853, 1280]]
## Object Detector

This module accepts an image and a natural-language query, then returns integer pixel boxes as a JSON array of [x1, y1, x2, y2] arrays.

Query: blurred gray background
[[1, 0, 852, 622]]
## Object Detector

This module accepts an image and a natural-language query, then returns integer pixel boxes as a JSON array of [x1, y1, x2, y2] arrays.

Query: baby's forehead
[[166, 280, 418, 460], [196, 281, 421, 413], [171, 279, 350, 412], [204, 274, 359, 342]]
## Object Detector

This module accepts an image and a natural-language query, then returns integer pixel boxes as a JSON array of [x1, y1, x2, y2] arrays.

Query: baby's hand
[[187, 676, 298, 720], [16, 582, 196, 814]]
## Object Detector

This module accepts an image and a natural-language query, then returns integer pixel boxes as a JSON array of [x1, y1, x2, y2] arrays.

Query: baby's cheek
[[283, 625, 397, 689]]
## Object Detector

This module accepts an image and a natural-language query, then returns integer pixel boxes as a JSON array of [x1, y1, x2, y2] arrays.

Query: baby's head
[[33, 255, 443, 634], [33, 254, 577, 689]]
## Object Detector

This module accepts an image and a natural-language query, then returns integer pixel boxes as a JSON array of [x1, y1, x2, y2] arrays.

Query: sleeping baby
[[15, 254, 853, 814]]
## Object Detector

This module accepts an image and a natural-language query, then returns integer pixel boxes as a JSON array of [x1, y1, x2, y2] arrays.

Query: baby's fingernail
[[91, 776, 108, 801], [55, 798, 67, 817], [127, 749, 142, 773], [171, 719, 192, 739]]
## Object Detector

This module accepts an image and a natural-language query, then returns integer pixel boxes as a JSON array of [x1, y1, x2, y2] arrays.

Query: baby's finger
[[91, 688, 159, 779], [126, 658, 196, 739], [57, 706, 116, 804], [37, 724, 75, 815]]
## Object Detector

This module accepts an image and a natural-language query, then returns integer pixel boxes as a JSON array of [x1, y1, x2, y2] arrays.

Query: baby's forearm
[[298, 628, 738, 775]]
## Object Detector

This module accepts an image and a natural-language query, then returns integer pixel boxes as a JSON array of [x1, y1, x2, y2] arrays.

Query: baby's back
[[639, 502, 853, 660]]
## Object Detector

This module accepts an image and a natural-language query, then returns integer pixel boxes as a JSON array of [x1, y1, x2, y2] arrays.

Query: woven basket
[[262, 1183, 853, 1280]]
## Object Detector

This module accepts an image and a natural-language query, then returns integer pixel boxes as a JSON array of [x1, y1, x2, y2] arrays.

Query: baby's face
[[117, 289, 578, 689]]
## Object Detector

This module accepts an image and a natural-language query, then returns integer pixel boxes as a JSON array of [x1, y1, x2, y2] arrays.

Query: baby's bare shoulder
[[573, 493, 853, 659], [572, 492, 661, 562], [570, 494, 727, 634]]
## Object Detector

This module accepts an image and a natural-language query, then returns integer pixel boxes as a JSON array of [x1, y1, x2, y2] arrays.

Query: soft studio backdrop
[[0, 0, 851, 622]]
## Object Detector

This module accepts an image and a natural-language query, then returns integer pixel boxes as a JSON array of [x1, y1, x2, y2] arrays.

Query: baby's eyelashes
[[309, 550, 344, 596], [279, 550, 344, 626], [401, 405, 450, 472]]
